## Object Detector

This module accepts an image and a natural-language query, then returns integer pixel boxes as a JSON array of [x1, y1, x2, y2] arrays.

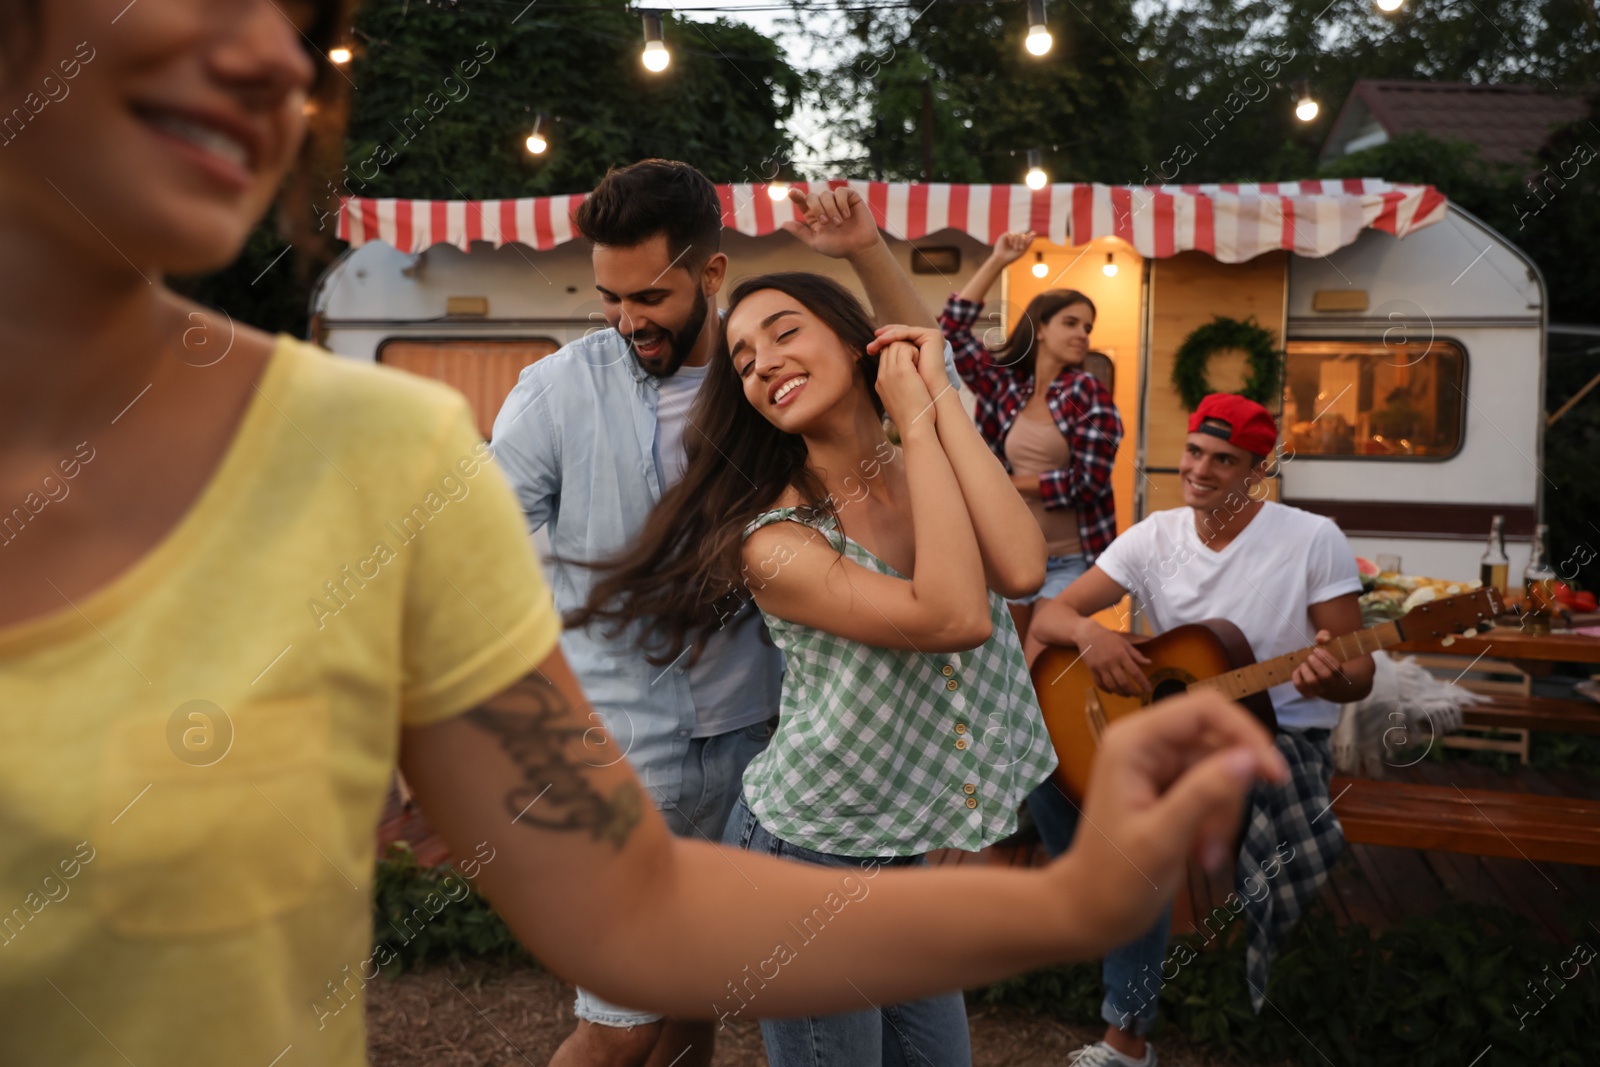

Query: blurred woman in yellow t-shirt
[[0, 2, 1285, 1064]]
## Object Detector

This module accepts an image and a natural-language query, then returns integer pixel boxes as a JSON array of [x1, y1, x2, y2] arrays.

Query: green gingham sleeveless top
[[738, 505, 1058, 857]]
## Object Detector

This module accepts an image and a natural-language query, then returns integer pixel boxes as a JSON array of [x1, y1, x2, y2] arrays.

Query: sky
[[659, 0, 850, 174]]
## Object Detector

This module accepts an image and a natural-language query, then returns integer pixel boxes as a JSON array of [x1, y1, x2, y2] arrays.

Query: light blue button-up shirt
[[489, 329, 786, 802], [489, 327, 962, 802]]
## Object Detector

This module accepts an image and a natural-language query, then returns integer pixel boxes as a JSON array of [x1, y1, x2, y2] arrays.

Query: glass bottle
[[1522, 524, 1556, 636], [1479, 514, 1509, 595]]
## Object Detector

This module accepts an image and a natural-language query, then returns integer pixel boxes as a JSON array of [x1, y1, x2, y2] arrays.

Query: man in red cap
[[1025, 392, 1375, 1067]]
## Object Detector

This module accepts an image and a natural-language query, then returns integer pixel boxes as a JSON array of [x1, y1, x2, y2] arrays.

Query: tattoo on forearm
[[465, 676, 642, 849]]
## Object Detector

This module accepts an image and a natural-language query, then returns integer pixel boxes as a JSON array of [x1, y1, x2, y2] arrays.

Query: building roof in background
[[1321, 80, 1589, 166]]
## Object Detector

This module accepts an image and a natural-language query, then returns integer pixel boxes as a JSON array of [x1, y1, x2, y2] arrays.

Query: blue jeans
[[1027, 777, 1174, 1037], [1007, 553, 1090, 607], [721, 796, 974, 1067], [575, 719, 774, 1027]]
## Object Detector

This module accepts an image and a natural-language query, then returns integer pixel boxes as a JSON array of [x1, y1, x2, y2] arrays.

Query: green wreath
[[1171, 316, 1284, 412]]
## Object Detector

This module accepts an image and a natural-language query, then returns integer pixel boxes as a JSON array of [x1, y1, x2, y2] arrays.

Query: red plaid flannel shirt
[[939, 294, 1123, 560]]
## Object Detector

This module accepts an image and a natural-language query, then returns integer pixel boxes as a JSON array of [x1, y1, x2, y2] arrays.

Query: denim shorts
[[1027, 777, 1172, 1035], [1006, 552, 1090, 607], [721, 797, 973, 1067], [574, 718, 774, 1028]]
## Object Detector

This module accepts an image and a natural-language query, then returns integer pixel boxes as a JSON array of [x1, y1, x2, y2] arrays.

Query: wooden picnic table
[[1393, 625, 1600, 664]]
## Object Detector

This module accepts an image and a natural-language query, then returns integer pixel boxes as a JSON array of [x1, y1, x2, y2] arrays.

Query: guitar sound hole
[[1151, 678, 1190, 702]]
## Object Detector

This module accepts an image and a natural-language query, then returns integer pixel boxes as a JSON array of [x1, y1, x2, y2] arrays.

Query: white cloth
[[652, 361, 710, 486], [1093, 501, 1364, 729], [1332, 654, 1482, 777], [651, 362, 780, 738]]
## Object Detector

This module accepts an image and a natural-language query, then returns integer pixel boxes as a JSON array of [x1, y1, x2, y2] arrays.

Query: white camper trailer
[[313, 180, 1547, 580]]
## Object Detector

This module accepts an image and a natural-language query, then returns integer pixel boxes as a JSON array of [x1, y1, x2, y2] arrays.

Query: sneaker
[[1066, 1040, 1157, 1067]]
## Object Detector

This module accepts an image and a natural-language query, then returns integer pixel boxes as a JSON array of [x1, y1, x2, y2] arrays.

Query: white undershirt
[[1093, 501, 1363, 730], [652, 363, 781, 738]]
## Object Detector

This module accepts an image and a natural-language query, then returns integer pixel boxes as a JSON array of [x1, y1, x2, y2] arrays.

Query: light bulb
[[642, 40, 670, 72], [328, 46, 352, 65], [1025, 167, 1047, 190], [1296, 98, 1320, 122], [1031, 253, 1048, 279], [1102, 253, 1117, 277], [1376, 0, 1404, 10], [525, 114, 549, 155], [767, 181, 789, 201], [1024, 0, 1052, 57]]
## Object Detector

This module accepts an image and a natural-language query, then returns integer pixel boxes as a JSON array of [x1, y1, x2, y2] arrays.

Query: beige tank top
[[1004, 407, 1083, 557]]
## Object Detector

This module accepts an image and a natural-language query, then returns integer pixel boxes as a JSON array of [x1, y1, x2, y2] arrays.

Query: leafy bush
[[972, 902, 1599, 1066], [371, 842, 531, 975]]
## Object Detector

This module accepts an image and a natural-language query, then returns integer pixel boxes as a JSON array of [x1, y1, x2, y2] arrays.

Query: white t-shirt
[[652, 361, 781, 738], [1093, 501, 1363, 730]]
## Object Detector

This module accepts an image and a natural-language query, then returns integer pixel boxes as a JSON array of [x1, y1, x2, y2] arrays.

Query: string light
[[1031, 251, 1048, 279], [328, 46, 353, 65], [1024, 147, 1048, 190], [1025, 0, 1052, 57], [767, 181, 789, 201], [641, 11, 671, 72], [1376, 0, 1404, 10], [1102, 252, 1117, 277], [1293, 79, 1319, 122], [525, 113, 549, 155]]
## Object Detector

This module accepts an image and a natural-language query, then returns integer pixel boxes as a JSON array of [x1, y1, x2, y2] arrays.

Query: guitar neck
[[1189, 622, 1403, 703]]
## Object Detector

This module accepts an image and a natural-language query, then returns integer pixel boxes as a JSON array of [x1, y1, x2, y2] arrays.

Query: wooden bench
[[1403, 651, 1600, 763], [1429, 694, 1600, 764], [1330, 775, 1600, 866], [1462, 693, 1600, 735]]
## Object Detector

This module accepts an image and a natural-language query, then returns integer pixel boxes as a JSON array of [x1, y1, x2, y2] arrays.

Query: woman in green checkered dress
[[574, 272, 1060, 1065]]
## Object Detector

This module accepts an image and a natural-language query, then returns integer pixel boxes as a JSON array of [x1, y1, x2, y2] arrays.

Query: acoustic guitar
[[1032, 588, 1503, 802]]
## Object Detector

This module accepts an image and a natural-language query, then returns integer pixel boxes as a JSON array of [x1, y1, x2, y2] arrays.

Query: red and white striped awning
[[337, 178, 1446, 265]]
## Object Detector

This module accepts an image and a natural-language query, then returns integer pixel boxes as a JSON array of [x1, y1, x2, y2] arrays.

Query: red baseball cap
[[1188, 393, 1278, 457]]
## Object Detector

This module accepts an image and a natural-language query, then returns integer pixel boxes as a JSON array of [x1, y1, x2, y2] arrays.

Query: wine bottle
[[1522, 524, 1556, 636], [1479, 514, 1509, 594]]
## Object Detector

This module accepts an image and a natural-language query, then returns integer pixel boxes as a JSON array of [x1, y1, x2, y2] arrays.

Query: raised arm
[[869, 323, 1045, 600], [746, 341, 990, 651], [782, 186, 936, 329], [957, 231, 1035, 304], [399, 648, 1288, 1020], [939, 232, 1036, 398]]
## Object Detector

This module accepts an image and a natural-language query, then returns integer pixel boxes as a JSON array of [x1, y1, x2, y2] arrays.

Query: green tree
[[807, 0, 1157, 183], [174, 0, 803, 336], [1137, 0, 1600, 186], [341, 0, 801, 199]]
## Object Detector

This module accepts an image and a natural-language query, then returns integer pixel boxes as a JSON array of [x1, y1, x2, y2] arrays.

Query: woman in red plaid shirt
[[938, 231, 1125, 640]]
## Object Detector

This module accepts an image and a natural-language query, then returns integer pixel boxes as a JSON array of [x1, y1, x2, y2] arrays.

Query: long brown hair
[[989, 289, 1097, 380], [563, 272, 884, 666]]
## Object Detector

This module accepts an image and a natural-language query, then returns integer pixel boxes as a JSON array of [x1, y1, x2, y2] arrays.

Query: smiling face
[[592, 233, 723, 377], [1036, 300, 1094, 366], [0, 0, 323, 277], [1178, 432, 1267, 511], [726, 288, 862, 432]]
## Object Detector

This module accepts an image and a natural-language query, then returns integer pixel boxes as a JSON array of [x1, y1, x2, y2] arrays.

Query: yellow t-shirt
[[0, 337, 561, 1065]]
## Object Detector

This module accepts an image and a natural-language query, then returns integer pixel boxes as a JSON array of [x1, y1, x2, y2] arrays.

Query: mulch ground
[[366, 960, 1281, 1066]]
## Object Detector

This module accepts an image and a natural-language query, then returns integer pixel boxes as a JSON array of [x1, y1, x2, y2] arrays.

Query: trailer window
[[1281, 339, 1466, 459], [379, 338, 558, 437]]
